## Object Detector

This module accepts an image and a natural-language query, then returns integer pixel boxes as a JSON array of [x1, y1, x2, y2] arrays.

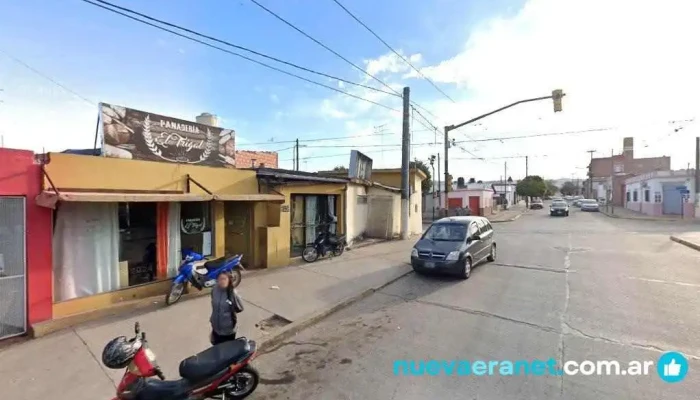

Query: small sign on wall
[[281, 205, 290, 212]]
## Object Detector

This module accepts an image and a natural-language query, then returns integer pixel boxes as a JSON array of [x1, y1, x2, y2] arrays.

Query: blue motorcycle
[[165, 249, 243, 306]]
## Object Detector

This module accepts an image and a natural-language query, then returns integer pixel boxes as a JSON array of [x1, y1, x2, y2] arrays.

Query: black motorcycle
[[301, 230, 347, 263]]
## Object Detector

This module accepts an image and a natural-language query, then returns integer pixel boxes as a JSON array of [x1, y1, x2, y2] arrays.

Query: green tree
[[516, 175, 547, 198], [560, 181, 577, 196], [409, 160, 433, 193], [333, 165, 347, 172], [545, 180, 559, 196]]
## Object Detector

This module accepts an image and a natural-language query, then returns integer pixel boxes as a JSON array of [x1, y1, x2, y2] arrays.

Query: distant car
[[530, 199, 544, 209], [573, 199, 583, 207], [411, 216, 496, 280], [550, 200, 569, 216], [580, 199, 600, 212]]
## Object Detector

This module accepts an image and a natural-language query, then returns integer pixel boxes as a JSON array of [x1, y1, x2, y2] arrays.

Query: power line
[[0, 49, 95, 106], [282, 148, 402, 161], [248, 0, 438, 118], [81, 0, 399, 112], [89, 0, 398, 99], [329, 0, 456, 103], [237, 132, 394, 146], [453, 127, 614, 144]]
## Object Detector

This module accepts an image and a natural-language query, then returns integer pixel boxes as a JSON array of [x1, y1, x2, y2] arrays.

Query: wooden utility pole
[[586, 150, 595, 199], [295, 139, 300, 171], [400, 87, 411, 240]]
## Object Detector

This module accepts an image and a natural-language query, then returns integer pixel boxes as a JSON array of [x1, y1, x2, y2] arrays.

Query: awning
[[36, 191, 213, 209], [213, 194, 285, 203]]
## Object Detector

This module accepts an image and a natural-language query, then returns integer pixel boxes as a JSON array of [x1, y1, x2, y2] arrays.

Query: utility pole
[[695, 137, 700, 219], [525, 156, 529, 208], [504, 162, 508, 207], [400, 87, 411, 240], [437, 152, 441, 214], [429, 155, 436, 221], [610, 148, 614, 215], [586, 150, 595, 199], [295, 139, 300, 171], [444, 126, 450, 205]]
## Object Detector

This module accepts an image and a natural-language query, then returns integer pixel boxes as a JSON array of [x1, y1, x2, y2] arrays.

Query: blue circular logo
[[657, 351, 689, 383]]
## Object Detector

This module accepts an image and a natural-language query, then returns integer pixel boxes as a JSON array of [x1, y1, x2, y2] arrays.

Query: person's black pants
[[211, 331, 236, 345]]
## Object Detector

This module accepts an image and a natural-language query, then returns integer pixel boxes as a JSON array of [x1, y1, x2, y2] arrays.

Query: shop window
[[644, 190, 650, 202], [180, 202, 213, 257], [633, 191, 638, 202], [654, 192, 662, 203], [290, 194, 339, 257], [118, 203, 158, 286]]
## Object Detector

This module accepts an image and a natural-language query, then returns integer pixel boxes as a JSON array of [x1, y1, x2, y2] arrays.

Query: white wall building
[[623, 170, 695, 218]]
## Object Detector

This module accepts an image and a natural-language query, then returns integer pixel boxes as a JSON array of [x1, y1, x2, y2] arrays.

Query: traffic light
[[552, 89, 564, 112], [446, 174, 453, 190]]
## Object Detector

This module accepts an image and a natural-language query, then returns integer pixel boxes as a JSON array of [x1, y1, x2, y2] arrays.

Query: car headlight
[[445, 251, 460, 261], [411, 248, 418, 258]]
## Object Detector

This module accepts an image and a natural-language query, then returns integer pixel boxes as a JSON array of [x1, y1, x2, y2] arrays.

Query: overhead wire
[[248, 0, 439, 119], [80, 0, 400, 112], [237, 132, 395, 146], [329, 0, 456, 103], [89, 0, 399, 99]]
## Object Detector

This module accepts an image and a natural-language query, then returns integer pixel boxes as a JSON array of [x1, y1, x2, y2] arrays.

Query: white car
[[580, 199, 600, 212]]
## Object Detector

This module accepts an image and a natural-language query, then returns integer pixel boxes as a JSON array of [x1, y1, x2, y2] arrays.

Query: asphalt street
[[252, 206, 700, 400]]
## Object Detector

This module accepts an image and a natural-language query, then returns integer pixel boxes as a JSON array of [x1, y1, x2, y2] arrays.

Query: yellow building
[[38, 154, 351, 318]]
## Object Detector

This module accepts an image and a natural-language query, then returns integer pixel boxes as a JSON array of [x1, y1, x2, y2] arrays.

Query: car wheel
[[487, 244, 496, 262], [460, 257, 472, 280], [566, 211, 569, 216]]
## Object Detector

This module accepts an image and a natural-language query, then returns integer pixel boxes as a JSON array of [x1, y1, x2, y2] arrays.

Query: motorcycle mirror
[[135, 322, 140, 334]]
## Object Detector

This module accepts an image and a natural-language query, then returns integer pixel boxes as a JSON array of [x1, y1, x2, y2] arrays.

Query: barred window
[[644, 190, 650, 202], [654, 192, 662, 203]]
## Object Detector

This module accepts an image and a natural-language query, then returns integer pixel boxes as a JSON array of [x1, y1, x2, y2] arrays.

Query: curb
[[490, 212, 525, 223], [601, 211, 690, 223], [670, 235, 700, 252], [257, 265, 413, 354]]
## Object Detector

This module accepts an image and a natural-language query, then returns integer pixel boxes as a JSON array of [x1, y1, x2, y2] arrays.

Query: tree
[[457, 177, 466, 188], [516, 175, 547, 199], [477, 180, 483, 184], [468, 177, 476, 184], [560, 181, 577, 196], [545, 180, 559, 196], [507, 176, 513, 183], [409, 160, 433, 193], [333, 165, 347, 172]]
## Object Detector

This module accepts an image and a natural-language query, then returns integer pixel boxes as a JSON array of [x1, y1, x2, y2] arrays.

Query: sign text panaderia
[[99, 103, 236, 167]]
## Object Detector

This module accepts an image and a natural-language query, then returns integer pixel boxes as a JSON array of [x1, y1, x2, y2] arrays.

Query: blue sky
[[1, 0, 699, 180]]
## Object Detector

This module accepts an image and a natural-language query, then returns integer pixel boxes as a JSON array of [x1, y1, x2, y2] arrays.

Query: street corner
[[670, 233, 700, 253]]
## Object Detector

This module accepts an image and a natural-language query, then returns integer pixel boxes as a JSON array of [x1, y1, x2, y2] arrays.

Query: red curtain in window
[[156, 202, 169, 279]]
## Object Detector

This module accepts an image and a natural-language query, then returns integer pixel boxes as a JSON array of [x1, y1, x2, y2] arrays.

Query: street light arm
[[446, 94, 560, 132]]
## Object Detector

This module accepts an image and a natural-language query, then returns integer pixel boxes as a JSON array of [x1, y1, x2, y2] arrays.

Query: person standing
[[210, 271, 244, 345]]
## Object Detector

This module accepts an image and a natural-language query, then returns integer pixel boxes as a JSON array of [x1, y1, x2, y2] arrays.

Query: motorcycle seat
[[203, 255, 238, 270], [178, 339, 251, 383], [131, 377, 190, 400]]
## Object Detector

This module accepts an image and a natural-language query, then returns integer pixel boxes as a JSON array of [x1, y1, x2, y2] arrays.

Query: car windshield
[[552, 201, 567, 206], [583, 200, 597, 204], [423, 223, 467, 241]]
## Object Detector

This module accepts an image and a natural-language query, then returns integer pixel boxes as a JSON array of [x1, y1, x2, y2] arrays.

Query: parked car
[[550, 200, 569, 216], [410, 216, 496, 280], [580, 199, 600, 212], [530, 198, 544, 209], [573, 199, 583, 207]]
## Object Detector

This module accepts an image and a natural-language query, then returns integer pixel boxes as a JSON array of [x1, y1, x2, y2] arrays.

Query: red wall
[[0, 148, 53, 324]]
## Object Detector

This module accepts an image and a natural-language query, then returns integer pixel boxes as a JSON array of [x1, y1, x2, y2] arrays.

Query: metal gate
[[0, 197, 26, 339], [662, 183, 683, 215]]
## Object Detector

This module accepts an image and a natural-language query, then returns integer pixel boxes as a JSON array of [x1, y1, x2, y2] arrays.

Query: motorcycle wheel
[[165, 282, 185, 306], [230, 269, 242, 288], [224, 365, 260, 399], [333, 243, 345, 256], [301, 246, 319, 263]]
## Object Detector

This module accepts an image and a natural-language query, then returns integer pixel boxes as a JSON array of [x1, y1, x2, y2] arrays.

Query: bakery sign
[[99, 102, 236, 167]]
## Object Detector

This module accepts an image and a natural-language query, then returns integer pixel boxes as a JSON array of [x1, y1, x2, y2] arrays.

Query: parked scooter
[[102, 322, 259, 400], [301, 230, 347, 263], [165, 249, 243, 306]]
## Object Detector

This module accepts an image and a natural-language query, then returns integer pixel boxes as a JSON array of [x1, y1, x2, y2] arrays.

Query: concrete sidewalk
[[0, 240, 416, 400], [488, 203, 527, 223], [599, 205, 697, 222]]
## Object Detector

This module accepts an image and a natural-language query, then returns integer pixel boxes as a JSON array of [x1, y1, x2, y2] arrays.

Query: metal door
[[0, 197, 26, 339], [662, 183, 683, 215], [469, 196, 481, 216]]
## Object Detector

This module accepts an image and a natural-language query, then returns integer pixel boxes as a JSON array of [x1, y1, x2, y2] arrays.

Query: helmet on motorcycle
[[102, 336, 140, 369]]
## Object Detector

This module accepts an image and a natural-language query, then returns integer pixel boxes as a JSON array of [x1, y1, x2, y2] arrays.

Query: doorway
[[469, 196, 481, 216], [225, 202, 253, 267], [290, 194, 339, 257], [0, 197, 26, 339]]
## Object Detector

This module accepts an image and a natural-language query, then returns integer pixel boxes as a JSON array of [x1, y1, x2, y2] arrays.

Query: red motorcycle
[[102, 322, 259, 400]]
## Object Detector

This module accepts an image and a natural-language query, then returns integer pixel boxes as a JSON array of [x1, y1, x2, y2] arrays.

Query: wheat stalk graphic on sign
[[142, 115, 163, 157]]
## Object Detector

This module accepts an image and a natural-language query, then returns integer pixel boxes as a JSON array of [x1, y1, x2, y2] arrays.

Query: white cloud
[[270, 93, 280, 104], [313, 0, 700, 179], [364, 51, 423, 77]]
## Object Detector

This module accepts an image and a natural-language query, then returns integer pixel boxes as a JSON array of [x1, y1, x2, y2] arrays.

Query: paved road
[[252, 207, 700, 399]]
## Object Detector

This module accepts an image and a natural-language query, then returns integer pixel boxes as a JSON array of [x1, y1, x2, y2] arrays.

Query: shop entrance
[[118, 202, 158, 287], [224, 202, 253, 268], [0, 197, 26, 339], [290, 194, 339, 257]]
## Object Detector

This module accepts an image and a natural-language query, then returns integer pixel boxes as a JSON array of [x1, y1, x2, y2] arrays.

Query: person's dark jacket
[[210, 286, 243, 336]]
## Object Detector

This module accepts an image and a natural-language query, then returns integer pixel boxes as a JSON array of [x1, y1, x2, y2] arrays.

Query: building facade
[[235, 150, 279, 169], [623, 170, 695, 218]]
